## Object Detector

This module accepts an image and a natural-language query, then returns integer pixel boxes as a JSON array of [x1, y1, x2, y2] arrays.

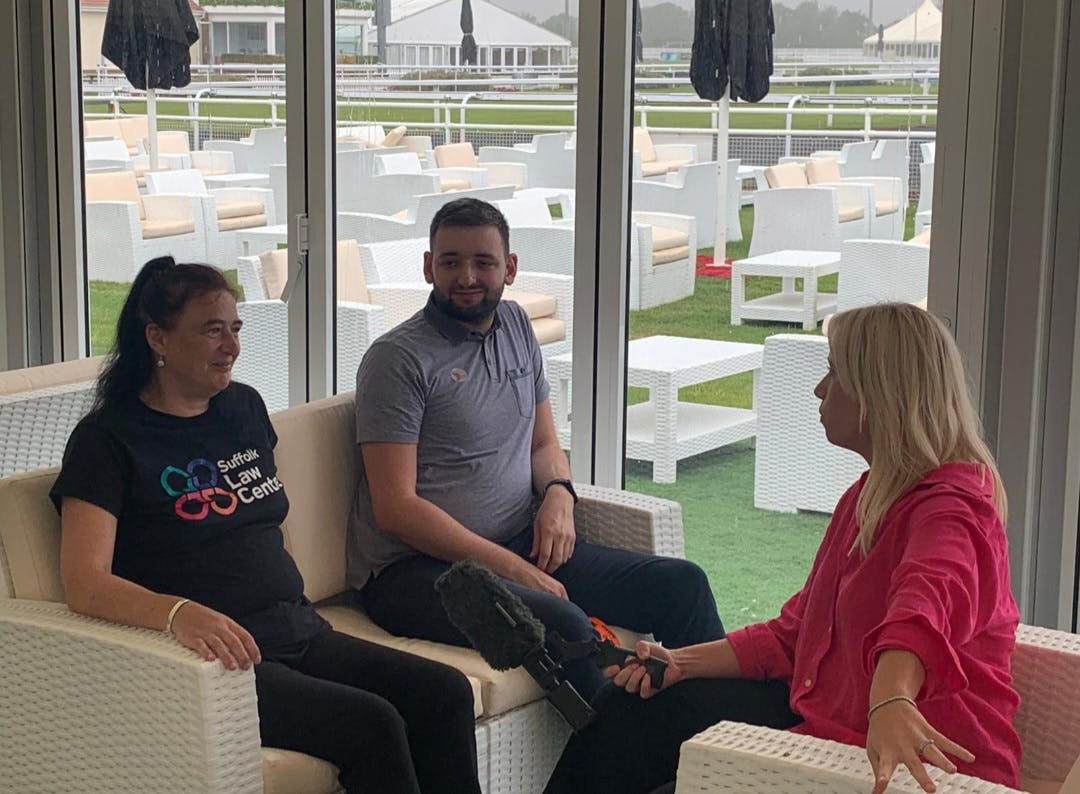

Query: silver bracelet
[[165, 598, 191, 635], [867, 694, 918, 722]]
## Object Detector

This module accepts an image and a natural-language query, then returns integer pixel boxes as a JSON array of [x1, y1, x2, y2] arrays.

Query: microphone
[[435, 559, 667, 731]]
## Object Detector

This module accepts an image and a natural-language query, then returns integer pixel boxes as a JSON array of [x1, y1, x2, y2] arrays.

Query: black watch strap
[[543, 477, 578, 504]]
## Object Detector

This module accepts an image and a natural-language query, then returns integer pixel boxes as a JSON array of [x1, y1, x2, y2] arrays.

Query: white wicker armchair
[[630, 211, 699, 310], [836, 239, 930, 313], [479, 132, 575, 190], [337, 185, 515, 243], [676, 624, 1080, 793], [632, 161, 741, 249], [0, 392, 687, 794]]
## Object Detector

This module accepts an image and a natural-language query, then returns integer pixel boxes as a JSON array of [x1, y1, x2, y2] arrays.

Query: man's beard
[[431, 285, 503, 324]]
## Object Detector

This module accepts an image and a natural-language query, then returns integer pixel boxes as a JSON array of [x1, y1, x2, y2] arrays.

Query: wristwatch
[[543, 477, 579, 505]]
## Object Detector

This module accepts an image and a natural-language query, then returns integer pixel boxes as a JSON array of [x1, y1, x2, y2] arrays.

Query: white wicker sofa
[[675, 623, 1080, 793], [0, 390, 685, 793]]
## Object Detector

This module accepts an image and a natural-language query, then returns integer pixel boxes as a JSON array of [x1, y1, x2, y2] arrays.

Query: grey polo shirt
[[346, 295, 550, 589]]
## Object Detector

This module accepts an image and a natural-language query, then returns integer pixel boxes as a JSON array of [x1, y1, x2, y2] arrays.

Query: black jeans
[[545, 678, 801, 793], [362, 524, 726, 701], [255, 629, 481, 794]]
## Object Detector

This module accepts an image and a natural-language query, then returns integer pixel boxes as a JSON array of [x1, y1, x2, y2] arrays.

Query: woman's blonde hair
[[826, 303, 1006, 554]]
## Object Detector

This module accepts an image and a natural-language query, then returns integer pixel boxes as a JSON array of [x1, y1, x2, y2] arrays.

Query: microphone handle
[[521, 652, 596, 732]]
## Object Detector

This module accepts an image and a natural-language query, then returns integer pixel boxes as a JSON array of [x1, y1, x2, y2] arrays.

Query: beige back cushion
[[380, 125, 407, 147], [84, 118, 124, 140], [805, 157, 842, 184], [0, 469, 64, 601], [764, 162, 809, 189], [434, 142, 477, 168], [633, 128, 656, 162], [118, 117, 149, 150], [273, 393, 360, 601], [153, 131, 191, 155], [260, 241, 368, 303], [0, 357, 104, 396], [85, 171, 145, 220]]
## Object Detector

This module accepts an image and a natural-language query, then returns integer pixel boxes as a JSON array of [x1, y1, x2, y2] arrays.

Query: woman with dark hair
[[53, 257, 482, 794], [546, 303, 1021, 794]]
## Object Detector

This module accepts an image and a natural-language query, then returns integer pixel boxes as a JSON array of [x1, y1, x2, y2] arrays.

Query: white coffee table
[[546, 336, 763, 483], [203, 172, 271, 189], [731, 249, 840, 330], [236, 224, 288, 257]]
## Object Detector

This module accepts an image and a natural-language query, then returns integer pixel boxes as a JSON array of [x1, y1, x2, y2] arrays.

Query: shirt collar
[[423, 294, 503, 341]]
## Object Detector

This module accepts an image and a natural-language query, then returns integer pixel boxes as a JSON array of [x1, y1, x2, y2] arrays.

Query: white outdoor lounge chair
[[479, 132, 575, 189], [632, 160, 741, 248], [144, 169, 274, 268], [374, 151, 482, 192], [433, 142, 528, 191], [629, 211, 698, 310], [337, 185, 514, 244], [83, 170, 209, 282], [762, 161, 875, 241], [748, 186, 847, 257], [806, 157, 906, 240], [676, 625, 1080, 793], [753, 333, 866, 513], [835, 239, 930, 313]]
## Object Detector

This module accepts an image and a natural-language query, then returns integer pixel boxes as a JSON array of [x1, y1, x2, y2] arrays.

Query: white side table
[[731, 250, 840, 330], [546, 336, 763, 483], [236, 224, 288, 257], [203, 172, 271, 189]]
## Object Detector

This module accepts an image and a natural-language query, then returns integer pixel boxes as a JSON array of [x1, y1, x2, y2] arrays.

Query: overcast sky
[[491, 0, 927, 28]]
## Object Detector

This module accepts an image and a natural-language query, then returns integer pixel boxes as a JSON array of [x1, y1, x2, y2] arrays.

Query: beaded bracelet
[[867, 694, 918, 722], [165, 598, 191, 635]]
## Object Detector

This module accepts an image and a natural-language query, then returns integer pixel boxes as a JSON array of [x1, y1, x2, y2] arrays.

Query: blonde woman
[[545, 303, 1021, 794]]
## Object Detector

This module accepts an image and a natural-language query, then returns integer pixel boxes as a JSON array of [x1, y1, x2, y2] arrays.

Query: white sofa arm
[[675, 722, 1023, 793], [0, 599, 263, 794], [481, 161, 528, 188], [235, 255, 267, 301], [336, 301, 387, 394], [84, 201, 140, 278], [842, 175, 904, 208], [575, 484, 685, 558], [653, 143, 697, 162], [366, 283, 431, 329]]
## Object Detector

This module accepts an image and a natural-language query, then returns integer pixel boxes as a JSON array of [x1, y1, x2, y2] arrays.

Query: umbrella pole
[[714, 86, 730, 261], [147, 64, 159, 172]]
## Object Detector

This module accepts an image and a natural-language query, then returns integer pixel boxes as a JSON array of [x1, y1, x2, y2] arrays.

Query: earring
[[156, 356, 165, 368]]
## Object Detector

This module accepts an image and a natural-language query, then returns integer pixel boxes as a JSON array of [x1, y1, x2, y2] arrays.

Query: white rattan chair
[[337, 185, 515, 244], [836, 239, 930, 313], [375, 151, 485, 192], [806, 158, 906, 241], [753, 333, 867, 513], [629, 211, 699, 311], [479, 132, 575, 189], [0, 392, 684, 793], [748, 186, 848, 258], [675, 624, 1080, 793], [633, 160, 741, 248], [434, 142, 528, 191]]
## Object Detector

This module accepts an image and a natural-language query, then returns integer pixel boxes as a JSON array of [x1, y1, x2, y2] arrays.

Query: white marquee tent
[[863, 0, 942, 59]]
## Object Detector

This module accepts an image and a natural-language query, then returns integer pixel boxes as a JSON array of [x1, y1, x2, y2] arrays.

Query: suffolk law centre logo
[[160, 448, 284, 521]]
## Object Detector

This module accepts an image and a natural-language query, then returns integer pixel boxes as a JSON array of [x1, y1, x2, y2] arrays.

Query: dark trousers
[[361, 525, 726, 701], [255, 629, 481, 794], [544, 678, 801, 793]]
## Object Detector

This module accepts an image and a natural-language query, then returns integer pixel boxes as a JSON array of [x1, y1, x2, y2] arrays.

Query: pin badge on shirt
[[450, 368, 468, 383]]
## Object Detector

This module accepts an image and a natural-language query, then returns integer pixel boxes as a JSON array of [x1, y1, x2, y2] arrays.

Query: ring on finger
[[916, 737, 936, 755]]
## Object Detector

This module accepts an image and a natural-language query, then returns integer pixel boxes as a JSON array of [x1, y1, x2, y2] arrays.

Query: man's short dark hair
[[429, 197, 511, 255]]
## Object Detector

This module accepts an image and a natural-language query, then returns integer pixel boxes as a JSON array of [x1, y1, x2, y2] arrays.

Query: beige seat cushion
[[632, 127, 657, 163], [653, 244, 690, 265], [380, 125, 407, 147], [764, 162, 809, 188], [910, 228, 932, 244], [84, 118, 124, 141], [262, 748, 340, 794], [504, 290, 556, 320], [838, 204, 865, 222], [434, 142, 477, 168], [140, 218, 196, 239], [531, 317, 566, 345], [318, 606, 520, 718], [217, 200, 266, 220], [85, 171, 145, 219], [639, 161, 669, 178], [651, 226, 690, 250], [805, 157, 842, 184], [118, 116, 149, 154], [439, 177, 471, 192], [875, 199, 900, 216], [218, 214, 268, 232], [0, 357, 104, 396], [260, 240, 368, 304], [392, 208, 410, 220]]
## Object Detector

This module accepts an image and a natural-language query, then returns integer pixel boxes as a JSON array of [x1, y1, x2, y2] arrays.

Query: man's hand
[[606, 641, 683, 699], [530, 485, 576, 573], [505, 557, 568, 599]]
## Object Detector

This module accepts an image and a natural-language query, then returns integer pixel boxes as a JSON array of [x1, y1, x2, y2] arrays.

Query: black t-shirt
[[50, 382, 327, 661]]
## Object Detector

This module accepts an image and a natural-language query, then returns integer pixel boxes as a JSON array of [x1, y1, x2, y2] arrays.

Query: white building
[[863, 0, 942, 59], [383, 0, 571, 67], [200, 3, 373, 61], [79, 0, 207, 72]]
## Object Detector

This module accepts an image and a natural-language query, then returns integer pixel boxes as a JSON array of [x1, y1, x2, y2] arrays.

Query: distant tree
[[640, 2, 693, 47], [773, 1, 874, 48], [540, 12, 578, 46]]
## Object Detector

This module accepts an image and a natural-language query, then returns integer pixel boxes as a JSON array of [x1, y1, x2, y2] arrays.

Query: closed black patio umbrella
[[460, 0, 478, 66], [689, 0, 775, 255], [101, 0, 200, 169], [634, 0, 644, 63]]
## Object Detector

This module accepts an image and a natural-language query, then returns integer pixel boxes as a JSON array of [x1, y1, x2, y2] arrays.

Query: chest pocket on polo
[[507, 365, 534, 418]]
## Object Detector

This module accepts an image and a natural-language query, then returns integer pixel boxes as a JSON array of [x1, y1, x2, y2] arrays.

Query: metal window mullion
[[286, 0, 335, 406], [570, 0, 634, 488]]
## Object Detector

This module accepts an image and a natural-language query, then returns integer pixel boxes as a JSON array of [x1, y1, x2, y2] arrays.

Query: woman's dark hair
[[94, 257, 237, 411]]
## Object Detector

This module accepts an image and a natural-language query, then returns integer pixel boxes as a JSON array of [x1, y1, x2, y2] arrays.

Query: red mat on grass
[[696, 254, 732, 279]]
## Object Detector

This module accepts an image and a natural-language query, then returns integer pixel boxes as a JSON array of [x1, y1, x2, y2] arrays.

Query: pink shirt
[[726, 462, 1021, 787]]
